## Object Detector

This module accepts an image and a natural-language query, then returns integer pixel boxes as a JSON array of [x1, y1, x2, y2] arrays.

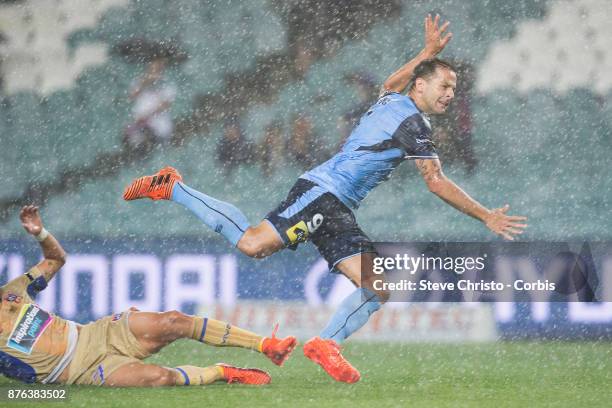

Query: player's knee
[[161, 310, 190, 327], [147, 367, 175, 387], [372, 287, 390, 304], [377, 289, 391, 303], [237, 233, 269, 259], [361, 276, 390, 303]]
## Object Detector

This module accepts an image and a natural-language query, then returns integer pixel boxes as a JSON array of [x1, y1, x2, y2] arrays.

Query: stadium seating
[[478, 0, 612, 95], [0, 0, 610, 241], [14, 121, 301, 237], [0, 0, 287, 207]]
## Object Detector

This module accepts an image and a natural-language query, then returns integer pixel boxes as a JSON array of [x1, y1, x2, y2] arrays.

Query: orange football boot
[[303, 337, 360, 383], [216, 364, 271, 385], [122, 166, 182, 201], [261, 324, 298, 366]]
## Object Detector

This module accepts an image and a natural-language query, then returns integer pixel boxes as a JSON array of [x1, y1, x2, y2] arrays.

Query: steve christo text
[[373, 279, 556, 292]]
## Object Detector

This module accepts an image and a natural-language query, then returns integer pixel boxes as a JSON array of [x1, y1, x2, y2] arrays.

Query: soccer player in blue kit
[[124, 15, 527, 383]]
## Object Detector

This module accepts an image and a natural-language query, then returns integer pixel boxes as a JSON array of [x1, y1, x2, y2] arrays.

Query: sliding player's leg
[[122, 166, 284, 257], [105, 362, 271, 387], [63, 311, 277, 386], [127, 310, 297, 366]]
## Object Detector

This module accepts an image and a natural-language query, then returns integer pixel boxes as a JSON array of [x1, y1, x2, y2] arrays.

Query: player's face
[[421, 68, 457, 114]]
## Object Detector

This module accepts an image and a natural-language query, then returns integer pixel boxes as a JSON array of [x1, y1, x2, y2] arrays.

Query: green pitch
[[1, 341, 610, 408]]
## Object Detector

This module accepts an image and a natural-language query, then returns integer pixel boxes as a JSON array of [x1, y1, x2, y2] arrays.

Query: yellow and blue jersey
[[0, 268, 77, 384], [302, 92, 438, 209]]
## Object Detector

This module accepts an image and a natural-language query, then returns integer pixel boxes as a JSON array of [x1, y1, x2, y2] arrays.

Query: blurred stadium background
[[0, 0, 610, 240], [0, 1, 611, 404]]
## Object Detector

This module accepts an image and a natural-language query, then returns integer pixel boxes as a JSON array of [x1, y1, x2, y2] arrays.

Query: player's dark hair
[[409, 58, 456, 90]]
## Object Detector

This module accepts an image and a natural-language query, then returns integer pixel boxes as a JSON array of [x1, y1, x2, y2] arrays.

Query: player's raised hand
[[484, 205, 528, 241], [424, 14, 452, 56], [19, 205, 43, 236]]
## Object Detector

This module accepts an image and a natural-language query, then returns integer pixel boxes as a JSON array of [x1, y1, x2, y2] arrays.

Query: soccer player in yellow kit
[[0, 205, 297, 387]]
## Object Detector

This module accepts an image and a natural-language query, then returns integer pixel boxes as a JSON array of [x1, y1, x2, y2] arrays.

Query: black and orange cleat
[[261, 323, 298, 367], [303, 336, 360, 383], [216, 364, 271, 385], [122, 166, 182, 201]]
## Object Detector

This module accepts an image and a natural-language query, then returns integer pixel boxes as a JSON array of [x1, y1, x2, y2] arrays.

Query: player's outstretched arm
[[19, 205, 66, 281], [415, 159, 528, 240], [381, 14, 452, 95]]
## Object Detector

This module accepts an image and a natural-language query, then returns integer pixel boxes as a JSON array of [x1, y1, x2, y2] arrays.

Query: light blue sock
[[320, 288, 382, 343], [171, 182, 250, 246]]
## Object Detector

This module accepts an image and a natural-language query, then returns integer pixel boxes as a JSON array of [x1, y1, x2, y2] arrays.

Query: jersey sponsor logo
[[286, 214, 325, 244], [286, 221, 309, 244], [6, 304, 53, 355], [415, 138, 430, 144]]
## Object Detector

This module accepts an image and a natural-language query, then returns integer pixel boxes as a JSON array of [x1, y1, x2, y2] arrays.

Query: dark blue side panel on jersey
[[355, 113, 437, 157], [0, 351, 37, 383], [391, 113, 437, 157]]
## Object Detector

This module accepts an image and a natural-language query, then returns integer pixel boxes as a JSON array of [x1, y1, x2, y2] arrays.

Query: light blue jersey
[[301, 92, 438, 209]]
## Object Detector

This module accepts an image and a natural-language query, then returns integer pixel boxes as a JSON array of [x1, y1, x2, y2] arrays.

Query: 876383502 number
[[1, 387, 67, 402]]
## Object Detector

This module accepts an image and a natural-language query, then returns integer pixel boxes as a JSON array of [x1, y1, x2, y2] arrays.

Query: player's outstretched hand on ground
[[424, 14, 452, 56], [19, 205, 43, 236], [484, 205, 527, 241]]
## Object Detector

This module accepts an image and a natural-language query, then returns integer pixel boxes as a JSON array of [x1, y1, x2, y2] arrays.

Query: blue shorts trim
[[263, 219, 286, 245], [278, 185, 326, 219], [330, 250, 378, 273]]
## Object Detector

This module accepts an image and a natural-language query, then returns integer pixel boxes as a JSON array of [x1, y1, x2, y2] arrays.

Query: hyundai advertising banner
[[1, 239, 611, 339]]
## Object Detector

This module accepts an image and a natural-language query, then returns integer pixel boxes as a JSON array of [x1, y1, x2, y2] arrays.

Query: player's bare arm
[[19, 205, 66, 281], [415, 159, 528, 240], [382, 14, 452, 95]]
